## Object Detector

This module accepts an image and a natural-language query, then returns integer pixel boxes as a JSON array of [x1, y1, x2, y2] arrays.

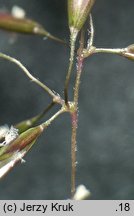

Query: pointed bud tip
[[68, 0, 95, 33]]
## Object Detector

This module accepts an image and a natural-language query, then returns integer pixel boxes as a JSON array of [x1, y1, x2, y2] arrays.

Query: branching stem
[[0, 52, 62, 104]]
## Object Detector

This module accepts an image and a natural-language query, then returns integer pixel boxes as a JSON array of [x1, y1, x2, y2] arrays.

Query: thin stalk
[[0, 52, 60, 101], [74, 55, 84, 105], [35, 101, 56, 121], [64, 30, 78, 105], [42, 106, 66, 128], [87, 14, 94, 49], [15, 101, 56, 133], [95, 48, 124, 55], [83, 47, 126, 58], [40, 29, 66, 45], [71, 30, 85, 197]]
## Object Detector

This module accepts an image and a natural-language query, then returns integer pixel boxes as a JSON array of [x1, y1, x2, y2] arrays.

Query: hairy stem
[[74, 56, 84, 105], [71, 111, 78, 197], [64, 31, 77, 105], [71, 30, 85, 197]]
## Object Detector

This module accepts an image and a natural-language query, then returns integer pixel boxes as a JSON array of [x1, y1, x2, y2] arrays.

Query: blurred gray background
[[0, 0, 134, 199]]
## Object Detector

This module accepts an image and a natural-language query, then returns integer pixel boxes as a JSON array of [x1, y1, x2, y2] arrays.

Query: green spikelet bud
[[68, 0, 95, 34]]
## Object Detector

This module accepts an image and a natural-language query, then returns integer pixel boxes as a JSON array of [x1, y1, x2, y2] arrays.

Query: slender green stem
[[0, 52, 61, 102], [64, 30, 77, 105]]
